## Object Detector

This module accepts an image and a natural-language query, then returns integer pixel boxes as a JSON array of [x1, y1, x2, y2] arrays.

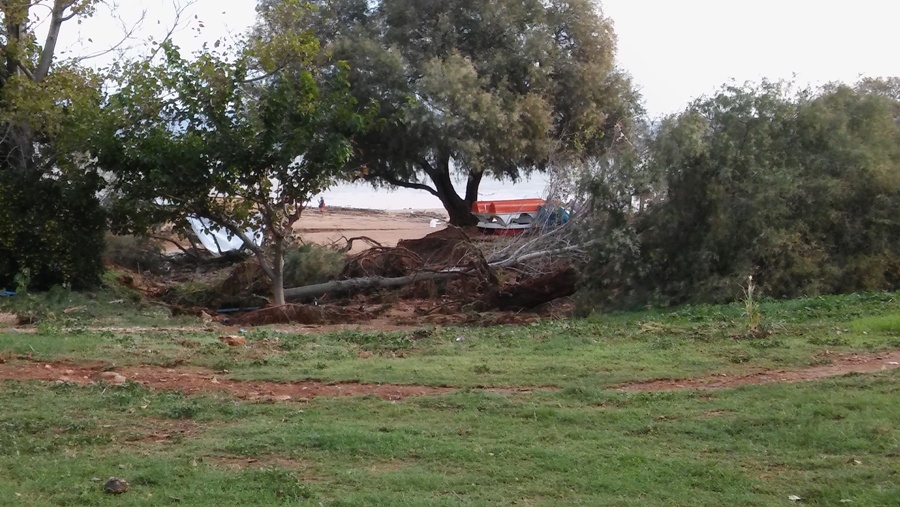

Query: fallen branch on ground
[[335, 235, 384, 253], [284, 271, 460, 302]]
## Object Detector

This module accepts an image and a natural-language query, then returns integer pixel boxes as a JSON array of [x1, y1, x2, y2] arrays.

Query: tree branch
[[366, 171, 439, 197], [284, 271, 459, 301], [35, 0, 72, 82], [201, 211, 275, 282], [488, 242, 590, 269]]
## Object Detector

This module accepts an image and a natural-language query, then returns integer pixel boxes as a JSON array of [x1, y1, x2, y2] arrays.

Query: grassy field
[[1, 291, 899, 506]]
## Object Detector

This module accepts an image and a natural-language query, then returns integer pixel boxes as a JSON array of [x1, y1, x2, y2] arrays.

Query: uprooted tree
[[97, 6, 369, 305], [256, 0, 642, 225]]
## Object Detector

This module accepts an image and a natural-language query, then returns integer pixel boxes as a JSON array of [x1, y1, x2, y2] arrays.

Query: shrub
[[103, 234, 168, 275], [283, 244, 344, 288], [0, 172, 105, 291], [583, 80, 900, 309]]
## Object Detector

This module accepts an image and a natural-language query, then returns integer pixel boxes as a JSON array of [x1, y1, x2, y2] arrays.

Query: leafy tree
[[98, 27, 366, 305], [257, 0, 640, 225], [1, 0, 103, 174], [586, 79, 900, 307], [0, 1, 108, 289]]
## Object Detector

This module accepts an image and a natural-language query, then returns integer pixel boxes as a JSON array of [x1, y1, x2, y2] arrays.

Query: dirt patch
[[0, 361, 453, 401], [0, 312, 17, 326], [208, 454, 318, 474], [123, 418, 202, 444], [615, 351, 900, 392]]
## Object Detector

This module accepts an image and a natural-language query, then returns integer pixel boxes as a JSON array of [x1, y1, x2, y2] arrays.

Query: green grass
[[3, 292, 899, 388], [0, 372, 897, 506], [0, 291, 899, 505]]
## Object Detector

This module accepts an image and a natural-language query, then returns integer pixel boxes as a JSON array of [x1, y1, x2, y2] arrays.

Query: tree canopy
[[97, 12, 368, 304], [585, 79, 900, 307], [257, 0, 641, 224], [0, 0, 108, 289]]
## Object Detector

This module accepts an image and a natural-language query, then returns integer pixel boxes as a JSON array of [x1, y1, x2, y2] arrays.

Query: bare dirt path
[[0, 361, 453, 401], [1, 351, 897, 400], [615, 350, 900, 392]]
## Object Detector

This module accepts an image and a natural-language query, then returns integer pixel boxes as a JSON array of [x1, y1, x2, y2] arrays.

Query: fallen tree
[[282, 227, 583, 309], [283, 271, 460, 302]]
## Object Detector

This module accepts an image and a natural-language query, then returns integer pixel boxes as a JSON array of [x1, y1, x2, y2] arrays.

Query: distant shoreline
[[319, 206, 448, 219]]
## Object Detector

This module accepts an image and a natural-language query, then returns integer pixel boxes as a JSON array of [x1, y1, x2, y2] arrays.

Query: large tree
[[0, 1, 110, 289], [585, 79, 900, 307], [98, 16, 366, 305], [257, 0, 640, 225], [0, 0, 105, 174]]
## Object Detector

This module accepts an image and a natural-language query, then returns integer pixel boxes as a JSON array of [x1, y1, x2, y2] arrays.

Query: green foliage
[[100, 39, 360, 236], [98, 31, 369, 303], [260, 0, 641, 224], [0, 172, 105, 290], [103, 234, 168, 275], [0, 2, 109, 292], [282, 244, 344, 287], [586, 79, 900, 307]]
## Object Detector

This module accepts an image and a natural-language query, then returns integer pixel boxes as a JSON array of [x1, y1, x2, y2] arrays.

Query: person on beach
[[318, 196, 326, 215]]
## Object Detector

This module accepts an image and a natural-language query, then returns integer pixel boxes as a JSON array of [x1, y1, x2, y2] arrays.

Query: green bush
[[103, 234, 168, 275], [0, 172, 105, 291], [282, 243, 344, 288], [584, 80, 900, 308]]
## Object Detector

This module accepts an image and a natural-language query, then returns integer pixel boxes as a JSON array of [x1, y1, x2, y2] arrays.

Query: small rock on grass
[[103, 477, 129, 494], [218, 335, 247, 347], [98, 372, 127, 386]]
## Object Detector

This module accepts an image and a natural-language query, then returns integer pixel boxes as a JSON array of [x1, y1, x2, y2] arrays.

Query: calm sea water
[[321, 173, 551, 210]]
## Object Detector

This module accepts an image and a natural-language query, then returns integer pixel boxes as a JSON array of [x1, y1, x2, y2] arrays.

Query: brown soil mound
[[339, 228, 499, 305], [615, 350, 900, 392], [495, 266, 579, 310], [234, 304, 373, 326]]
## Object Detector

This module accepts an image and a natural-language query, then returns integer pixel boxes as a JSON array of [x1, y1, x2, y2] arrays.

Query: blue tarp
[[0, 289, 15, 297]]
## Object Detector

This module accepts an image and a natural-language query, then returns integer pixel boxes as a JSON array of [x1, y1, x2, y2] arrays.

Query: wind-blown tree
[[98, 26, 367, 305], [257, 0, 640, 225]]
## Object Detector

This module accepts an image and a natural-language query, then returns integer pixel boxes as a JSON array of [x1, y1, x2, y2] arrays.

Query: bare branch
[[488, 242, 592, 269], [364, 171, 440, 197], [69, 8, 148, 65], [148, 234, 201, 259]]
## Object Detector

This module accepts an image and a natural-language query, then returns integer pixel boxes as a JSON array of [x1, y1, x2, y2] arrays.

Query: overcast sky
[[58, 0, 900, 118], [602, 0, 900, 116]]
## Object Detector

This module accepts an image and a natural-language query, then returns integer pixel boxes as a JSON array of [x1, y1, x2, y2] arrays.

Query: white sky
[[601, 0, 900, 116], [56, 0, 900, 118]]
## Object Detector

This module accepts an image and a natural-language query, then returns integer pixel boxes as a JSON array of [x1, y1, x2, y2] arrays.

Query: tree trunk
[[442, 195, 479, 227], [426, 155, 481, 227], [271, 237, 286, 306], [284, 271, 458, 302]]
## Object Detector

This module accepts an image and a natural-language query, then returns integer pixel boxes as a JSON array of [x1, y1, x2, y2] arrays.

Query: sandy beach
[[294, 207, 450, 253]]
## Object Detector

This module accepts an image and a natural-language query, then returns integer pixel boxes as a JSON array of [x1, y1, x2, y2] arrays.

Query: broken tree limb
[[283, 243, 590, 302], [283, 271, 460, 302], [495, 266, 579, 310], [488, 243, 589, 268], [337, 235, 383, 253]]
